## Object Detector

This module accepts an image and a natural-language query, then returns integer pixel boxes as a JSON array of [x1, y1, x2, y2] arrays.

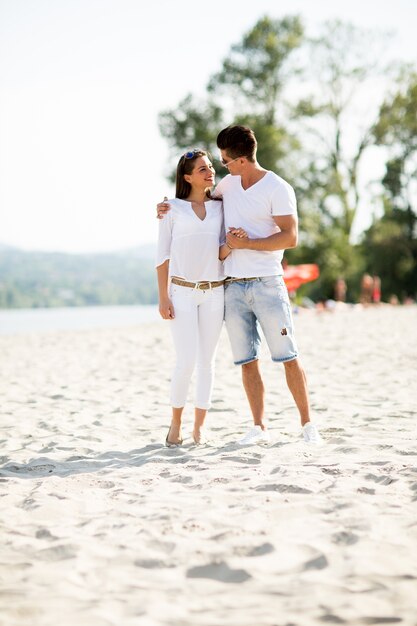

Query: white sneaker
[[237, 426, 270, 446], [303, 422, 322, 445]]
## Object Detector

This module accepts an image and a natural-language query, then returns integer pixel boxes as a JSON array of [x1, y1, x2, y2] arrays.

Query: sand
[[0, 305, 416, 626]]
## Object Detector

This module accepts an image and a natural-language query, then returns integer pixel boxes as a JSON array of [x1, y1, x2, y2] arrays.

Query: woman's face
[[184, 155, 215, 189]]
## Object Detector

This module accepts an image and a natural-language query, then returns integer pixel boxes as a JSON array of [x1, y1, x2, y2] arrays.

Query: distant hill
[[0, 244, 158, 309], [124, 243, 157, 259], [106, 243, 157, 259]]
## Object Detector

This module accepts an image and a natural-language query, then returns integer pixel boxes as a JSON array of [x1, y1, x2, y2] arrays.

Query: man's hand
[[226, 227, 249, 249], [156, 196, 171, 219], [159, 297, 175, 320], [229, 227, 248, 238]]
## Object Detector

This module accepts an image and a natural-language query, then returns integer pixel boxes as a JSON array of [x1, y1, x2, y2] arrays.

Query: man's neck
[[240, 162, 267, 190]]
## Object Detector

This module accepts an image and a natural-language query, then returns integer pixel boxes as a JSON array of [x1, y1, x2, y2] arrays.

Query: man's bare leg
[[283, 358, 311, 426], [241, 360, 267, 429]]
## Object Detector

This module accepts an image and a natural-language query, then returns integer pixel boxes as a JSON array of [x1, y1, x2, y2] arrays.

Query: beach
[[1, 304, 416, 626]]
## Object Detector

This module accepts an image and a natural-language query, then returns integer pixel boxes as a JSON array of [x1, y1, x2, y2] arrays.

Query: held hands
[[227, 227, 250, 249], [159, 297, 175, 320]]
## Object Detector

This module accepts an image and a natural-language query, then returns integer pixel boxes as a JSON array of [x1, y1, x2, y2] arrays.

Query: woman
[[156, 149, 237, 446]]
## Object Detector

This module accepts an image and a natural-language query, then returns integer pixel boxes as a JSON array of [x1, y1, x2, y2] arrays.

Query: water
[[0, 305, 161, 335]]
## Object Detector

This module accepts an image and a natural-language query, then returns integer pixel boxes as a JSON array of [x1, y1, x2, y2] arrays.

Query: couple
[[156, 125, 322, 447]]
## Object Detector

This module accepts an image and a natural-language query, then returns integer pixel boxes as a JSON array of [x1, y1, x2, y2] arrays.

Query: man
[[158, 125, 322, 445]]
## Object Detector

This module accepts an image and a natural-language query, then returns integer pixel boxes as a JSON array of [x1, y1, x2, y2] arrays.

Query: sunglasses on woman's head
[[183, 149, 200, 159]]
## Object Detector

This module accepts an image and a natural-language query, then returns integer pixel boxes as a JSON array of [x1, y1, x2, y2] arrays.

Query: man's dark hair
[[216, 125, 257, 162]]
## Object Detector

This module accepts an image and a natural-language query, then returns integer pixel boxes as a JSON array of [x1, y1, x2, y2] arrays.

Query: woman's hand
[[159, 297, 175, 320], [156, 197, 171, 219], [219, 227, 249, 258]]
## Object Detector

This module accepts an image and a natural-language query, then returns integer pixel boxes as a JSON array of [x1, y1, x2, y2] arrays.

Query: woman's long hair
[[175, 149, 219, 200]]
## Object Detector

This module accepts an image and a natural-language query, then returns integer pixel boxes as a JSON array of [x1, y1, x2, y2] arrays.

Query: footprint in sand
[[225, 456, 261, 465], [331, 531, 359, 546], [134, 558, 175, 569], [186, 561, 251, 583], [357, 487, 375, 495], [37, 544, 77, 561], [303, 554, 329, 570], [361, 618, 403, 624], [364, 474, 397, 485], [319, 611, 346, 623], [255, 483, 313, 494], [233, 542, 275, 557], [35, 528, 57, 540], [1, 463, 56, 476]]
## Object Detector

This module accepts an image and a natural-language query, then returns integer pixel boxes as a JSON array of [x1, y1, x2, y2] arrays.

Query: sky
[[1, 0, 416, 253]]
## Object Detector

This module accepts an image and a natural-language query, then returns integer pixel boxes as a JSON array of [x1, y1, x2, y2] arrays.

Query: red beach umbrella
[[283, 263, 320, 292]]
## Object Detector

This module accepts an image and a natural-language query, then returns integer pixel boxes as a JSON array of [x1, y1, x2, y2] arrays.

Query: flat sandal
[[165, 426, 183, 447]]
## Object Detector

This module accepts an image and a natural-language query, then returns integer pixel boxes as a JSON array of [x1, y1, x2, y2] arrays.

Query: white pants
[[169, 283, 224, 410]]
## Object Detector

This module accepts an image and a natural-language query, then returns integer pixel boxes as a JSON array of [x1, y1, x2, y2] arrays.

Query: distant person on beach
[[360, 273, 374, 306], [334, 277, 347, 302], [372, 275, 381, 304], [155, 149, 245, 447], [157, 125, 322, 445]]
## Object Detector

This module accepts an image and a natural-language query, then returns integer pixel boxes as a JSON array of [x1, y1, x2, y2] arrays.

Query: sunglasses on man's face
[[220, 155, 242, 168]]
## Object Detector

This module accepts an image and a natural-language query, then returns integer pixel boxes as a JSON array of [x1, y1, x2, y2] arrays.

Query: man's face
[[220, 150, 244, 174]]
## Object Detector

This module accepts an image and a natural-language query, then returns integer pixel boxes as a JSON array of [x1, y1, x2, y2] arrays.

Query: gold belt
[[171, 277, 225, 290], [225, 277, 260, 283]]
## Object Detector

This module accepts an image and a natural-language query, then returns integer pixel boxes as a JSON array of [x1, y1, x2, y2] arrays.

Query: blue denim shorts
[[224, 276, 298, 365]]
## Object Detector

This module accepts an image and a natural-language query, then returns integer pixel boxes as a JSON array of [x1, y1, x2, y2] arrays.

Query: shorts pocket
[[260, 275, 285, 289], [260, 276, 289, 301]]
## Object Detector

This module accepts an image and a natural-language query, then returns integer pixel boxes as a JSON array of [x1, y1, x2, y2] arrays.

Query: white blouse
[[155, 198, 225, 282]]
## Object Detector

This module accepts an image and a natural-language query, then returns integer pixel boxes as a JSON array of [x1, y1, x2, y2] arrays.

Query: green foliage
[[360, 208, 417, 300], [361, 70, 417, 300], [159, 94, 224, 179], [159, 16, 304, 180], [157, 14, 417, 304], [208, 15, 304, 124], [232, 115, 301, 173], [373, 71, 417, 151], [292, 19, 387, 238], [286, 227, 364, 302], [372, 71, 417, 214]]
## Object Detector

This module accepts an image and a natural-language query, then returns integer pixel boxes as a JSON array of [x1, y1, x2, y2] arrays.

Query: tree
[[292, 20, 388, 238], [372, 70, 417, 225], [158, 16, 304, 177], [157, 15, 413, 301], [361, 71, 417, 300], [280, 20, 392, 299], [207, 15, 304, 126], [158, 95, 224, 180]]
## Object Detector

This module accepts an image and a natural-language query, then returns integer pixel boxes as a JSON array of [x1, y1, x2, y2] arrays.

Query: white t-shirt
[[155, 198, 225, 282], [215, 171, 297, 278]]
